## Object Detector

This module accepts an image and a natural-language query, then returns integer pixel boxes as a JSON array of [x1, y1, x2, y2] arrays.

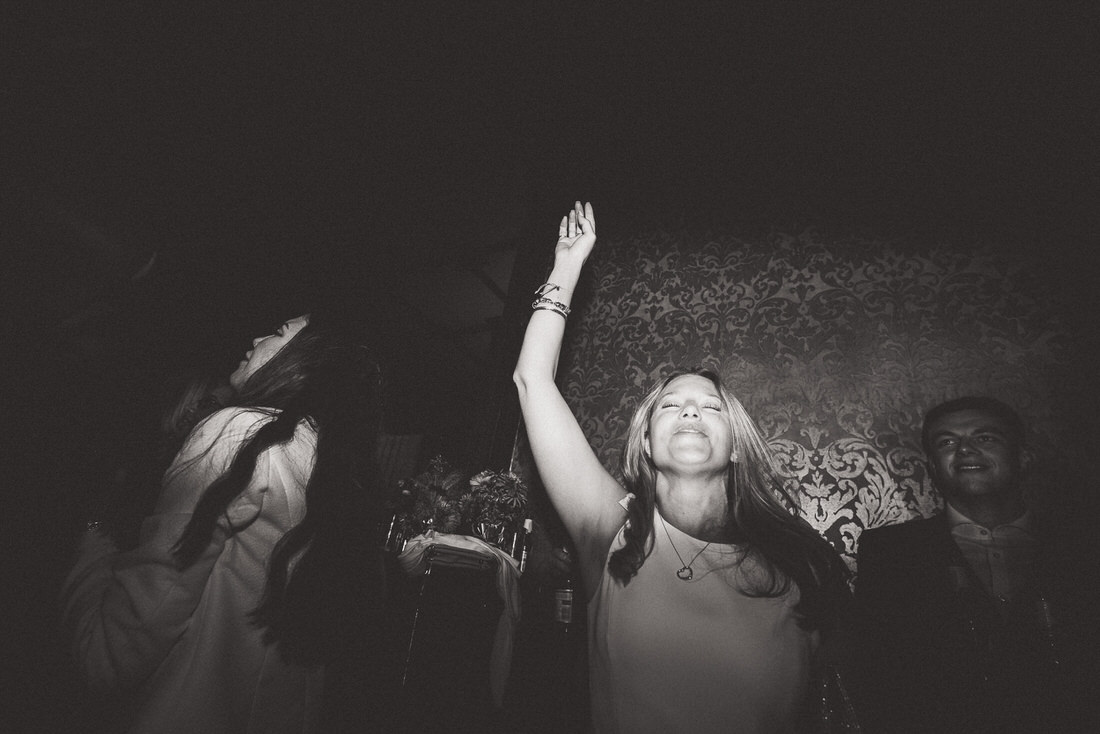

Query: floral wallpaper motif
[[545, 225, 1089, 574]]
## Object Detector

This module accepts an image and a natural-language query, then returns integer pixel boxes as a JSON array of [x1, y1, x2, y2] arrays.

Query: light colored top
[[60, 408, 324, 734], [587, 505, 817, 734], [946, 504, 1038, 603]]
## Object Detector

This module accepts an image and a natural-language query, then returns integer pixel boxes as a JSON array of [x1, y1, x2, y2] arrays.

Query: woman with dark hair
[[160, 373, 235, 448], [514, 202, 850, 733], [83, 374, 235, 553], [61, 311, 386, 733]]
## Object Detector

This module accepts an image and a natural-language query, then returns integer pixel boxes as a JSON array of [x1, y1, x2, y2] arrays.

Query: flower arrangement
[[461, 469, 529, 542], [391, 455, 467, 537], [387, 456, 529, 548]]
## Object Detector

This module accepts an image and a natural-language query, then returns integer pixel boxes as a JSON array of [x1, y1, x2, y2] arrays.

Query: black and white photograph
[[4, 2, 1098, 732]]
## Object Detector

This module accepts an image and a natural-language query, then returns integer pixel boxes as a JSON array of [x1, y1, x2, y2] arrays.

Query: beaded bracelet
[[531, 296, 571, 317]]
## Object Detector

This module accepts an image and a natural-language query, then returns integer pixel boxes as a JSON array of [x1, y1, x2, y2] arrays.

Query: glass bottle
[[518, 519, 533, 573], [553, 548, 575, 631]]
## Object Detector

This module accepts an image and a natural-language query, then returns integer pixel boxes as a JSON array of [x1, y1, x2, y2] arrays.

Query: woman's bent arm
[[59, 409, 272, 691]]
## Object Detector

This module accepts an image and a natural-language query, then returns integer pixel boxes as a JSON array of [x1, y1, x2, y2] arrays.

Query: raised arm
[[513, 202, 627, 587]]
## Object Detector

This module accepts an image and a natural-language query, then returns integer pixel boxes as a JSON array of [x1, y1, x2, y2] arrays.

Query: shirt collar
[[945, 501, 1033, 533]]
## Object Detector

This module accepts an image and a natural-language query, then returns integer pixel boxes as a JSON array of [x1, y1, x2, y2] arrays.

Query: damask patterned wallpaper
[[536, 225, 1092, 574]]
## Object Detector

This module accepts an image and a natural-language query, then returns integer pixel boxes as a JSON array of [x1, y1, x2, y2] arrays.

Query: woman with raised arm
[[61, 310, 387, 734], [514, 202, 850, 733]]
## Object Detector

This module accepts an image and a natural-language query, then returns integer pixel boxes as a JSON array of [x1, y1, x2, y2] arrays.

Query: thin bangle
[[532, 305, 568, 319]]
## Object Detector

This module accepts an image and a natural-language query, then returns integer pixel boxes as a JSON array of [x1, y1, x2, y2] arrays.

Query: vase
[[474, 522, 504, 547], [380, 512, 406, 553]]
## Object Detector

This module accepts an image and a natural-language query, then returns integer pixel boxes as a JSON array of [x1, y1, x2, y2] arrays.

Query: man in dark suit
[[854, 396, 1098, 733]]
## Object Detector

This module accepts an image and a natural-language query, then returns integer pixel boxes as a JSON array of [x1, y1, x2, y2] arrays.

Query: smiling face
[[925, 407, 1025, 505], [228, 315, 310, 391], [644, 374, 737, 476]]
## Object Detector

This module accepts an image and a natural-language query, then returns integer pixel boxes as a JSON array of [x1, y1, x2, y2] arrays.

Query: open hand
[[555, 201, 596, 266]]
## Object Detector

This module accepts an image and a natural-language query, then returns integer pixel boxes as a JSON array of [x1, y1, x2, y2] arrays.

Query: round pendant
[[677, 566, 693, 581]]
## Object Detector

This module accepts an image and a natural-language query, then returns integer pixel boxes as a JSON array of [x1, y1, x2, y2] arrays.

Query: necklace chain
[[659, 513, 711, 581]]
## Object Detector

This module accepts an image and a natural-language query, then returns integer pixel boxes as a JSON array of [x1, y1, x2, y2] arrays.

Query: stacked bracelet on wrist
[[531, 283, 570, 319]]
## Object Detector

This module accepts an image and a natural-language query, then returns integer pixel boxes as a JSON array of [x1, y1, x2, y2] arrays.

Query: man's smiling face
[[926, 408, 1024, 503]]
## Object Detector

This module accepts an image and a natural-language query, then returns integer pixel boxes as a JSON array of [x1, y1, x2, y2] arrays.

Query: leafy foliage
[[390, 456, 529, 541]]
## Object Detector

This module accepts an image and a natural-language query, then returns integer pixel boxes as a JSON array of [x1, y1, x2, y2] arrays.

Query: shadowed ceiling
[[4, 2, 1096, 463]]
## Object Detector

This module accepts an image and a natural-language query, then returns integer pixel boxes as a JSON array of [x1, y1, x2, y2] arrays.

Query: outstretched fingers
[[554, 200, 597, 262], [575, 201, 595, 234], [559, 205, 588, 241]]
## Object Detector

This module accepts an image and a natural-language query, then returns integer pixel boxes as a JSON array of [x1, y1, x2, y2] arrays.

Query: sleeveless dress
[[587, 506, 817, 733]]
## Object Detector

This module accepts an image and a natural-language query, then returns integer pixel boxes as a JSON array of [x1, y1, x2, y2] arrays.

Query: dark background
[[5, 2, 1096, 433], [3, 2, 1096, 731]]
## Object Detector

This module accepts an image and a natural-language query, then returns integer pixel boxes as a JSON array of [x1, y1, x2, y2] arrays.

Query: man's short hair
[[921, 396, 1025, 456]]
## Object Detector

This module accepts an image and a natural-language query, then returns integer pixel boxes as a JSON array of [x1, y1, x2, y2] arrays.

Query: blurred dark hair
[[161, 375, 233, 446], [921, 396, 1025, 456], [173, 310, 385, 665]]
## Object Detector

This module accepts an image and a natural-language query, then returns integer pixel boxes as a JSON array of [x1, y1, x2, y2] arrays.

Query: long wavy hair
[[172, 310, 385, 665], [609, 368, 849, 632]]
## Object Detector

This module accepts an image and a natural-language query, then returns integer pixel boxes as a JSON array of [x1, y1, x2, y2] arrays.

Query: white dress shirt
[[945, 503, 1038, 606]]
